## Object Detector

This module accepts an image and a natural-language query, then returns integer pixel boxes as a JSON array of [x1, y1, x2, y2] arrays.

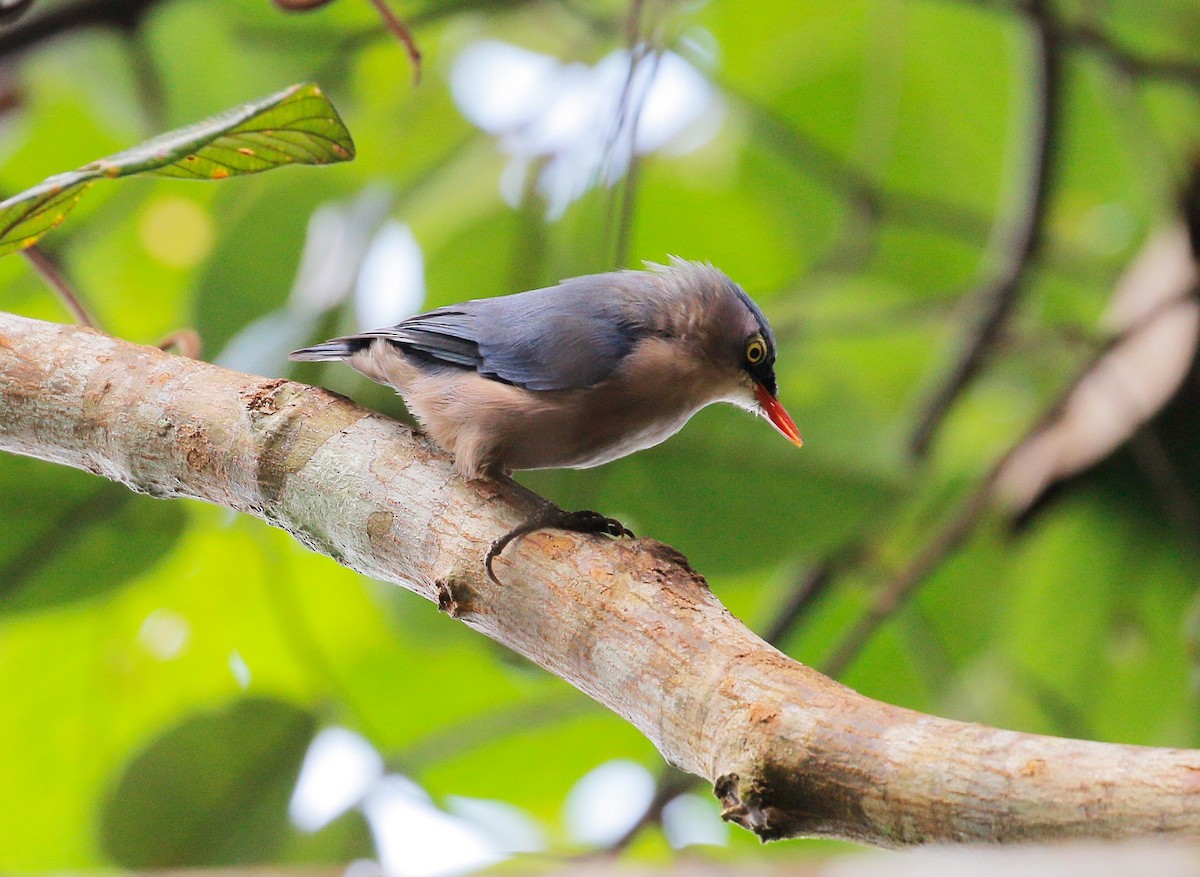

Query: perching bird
[[290, 258, 802, 579]]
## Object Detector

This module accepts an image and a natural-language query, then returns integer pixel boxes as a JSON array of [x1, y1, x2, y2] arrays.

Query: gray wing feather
[[385, 311, 481, 368], [299, 275, 643, 391], [471, 282, 639, 389]]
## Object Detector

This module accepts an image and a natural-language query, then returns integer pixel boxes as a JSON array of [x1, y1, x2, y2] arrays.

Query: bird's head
[[725, 286, 803, 449], [647, 259, 803, 448]]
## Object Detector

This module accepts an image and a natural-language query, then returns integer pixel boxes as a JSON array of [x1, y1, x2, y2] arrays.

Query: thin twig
[[612, 148, 643, 269], [0, 0, 35, 25], [0, 0, 161, 57], [592, 764, 695, 856], [22, 245, 97, 328], [1058, 20, 1200, 88], [822, 285, 1200, 678], [123, 22, 166, 130], [0, 482, 130, 600], [1127, 424, 1200, 556], [908, 0, 1063, 459], [728, 86, 997, 244], [947, 0, 1200, 88], [805, 192, 882, 278], [507, 151, 553, 292], [156, 328, 202, 358], [607, 1, 653, 269], [727, 80, 1110, 294], [820, 482, 993, 678], [760, 545, 863, 648], [364, 0, 422, 84]]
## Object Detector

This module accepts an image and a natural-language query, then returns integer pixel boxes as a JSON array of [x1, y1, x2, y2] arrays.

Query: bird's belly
[[500, 397, 700, 471], [399, 341, 744, 476]]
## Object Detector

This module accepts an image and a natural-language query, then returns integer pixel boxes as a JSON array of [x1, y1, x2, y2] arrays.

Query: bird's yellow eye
[[745, 335, 767, 365]]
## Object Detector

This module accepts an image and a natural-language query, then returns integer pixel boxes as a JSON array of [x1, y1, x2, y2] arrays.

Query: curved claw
[[485, 506, 634, 585], [484, 518, 541, 585]]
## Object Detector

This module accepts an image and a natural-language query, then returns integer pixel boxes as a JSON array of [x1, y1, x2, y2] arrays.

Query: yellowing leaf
[[0, 83, 355, 257]]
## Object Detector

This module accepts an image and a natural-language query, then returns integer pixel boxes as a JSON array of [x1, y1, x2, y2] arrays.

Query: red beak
[[754, 383, 804, 448]]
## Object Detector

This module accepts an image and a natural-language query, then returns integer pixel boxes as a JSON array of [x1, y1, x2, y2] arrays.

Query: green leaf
[[100, 698, 317, 868], [0, 82, 354, 257], [0, 455, 187, 614]]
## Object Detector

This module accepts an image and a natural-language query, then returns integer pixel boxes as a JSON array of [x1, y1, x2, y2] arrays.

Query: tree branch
[[908, 0, 1063, 458], [22, 245, 97, 328], [0, 0, 162, 57], [2, 311, 1199, 846]]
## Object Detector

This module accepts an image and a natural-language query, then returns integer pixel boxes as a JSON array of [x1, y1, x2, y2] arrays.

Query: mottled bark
[[2, 312, 1198, 846]]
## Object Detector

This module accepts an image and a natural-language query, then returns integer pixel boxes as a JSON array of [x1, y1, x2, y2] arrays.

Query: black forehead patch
[[730, 282, 775, 349]]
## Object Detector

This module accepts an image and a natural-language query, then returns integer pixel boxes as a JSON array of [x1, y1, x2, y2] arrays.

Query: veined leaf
[[0, 82, 355, 257]]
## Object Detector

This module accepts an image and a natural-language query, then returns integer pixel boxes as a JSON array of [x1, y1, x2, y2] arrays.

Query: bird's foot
[[486, 505, 634, 585]]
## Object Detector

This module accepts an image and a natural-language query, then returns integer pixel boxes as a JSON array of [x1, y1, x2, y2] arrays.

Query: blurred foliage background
[[3, 0, 1200, 871]]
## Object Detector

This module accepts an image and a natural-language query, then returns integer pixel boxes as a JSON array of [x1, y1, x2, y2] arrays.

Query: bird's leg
[[486, 502, 634, 585]]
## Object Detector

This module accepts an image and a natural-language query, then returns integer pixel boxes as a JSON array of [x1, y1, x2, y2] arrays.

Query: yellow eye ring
[[745, 336, 767, 365]]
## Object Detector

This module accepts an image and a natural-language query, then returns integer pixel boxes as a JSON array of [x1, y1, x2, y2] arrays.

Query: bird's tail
[[288, 337, 369, 362]]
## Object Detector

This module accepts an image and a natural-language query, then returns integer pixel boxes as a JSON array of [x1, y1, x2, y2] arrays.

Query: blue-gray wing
[[298, 276, 645, 391]]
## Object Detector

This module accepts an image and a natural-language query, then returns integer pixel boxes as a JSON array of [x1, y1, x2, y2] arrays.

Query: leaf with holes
[[0, 82, 355, 257]]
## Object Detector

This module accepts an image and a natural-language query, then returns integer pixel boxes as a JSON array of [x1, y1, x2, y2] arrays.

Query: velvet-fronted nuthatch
[[290, 258, 801, 579]]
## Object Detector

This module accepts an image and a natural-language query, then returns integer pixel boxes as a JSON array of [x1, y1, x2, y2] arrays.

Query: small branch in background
[[989, 217, 1200, 537], [22, 245, 97, 329], [0, 76, 21, 115], [780, 169, 1200, 684], [270, 0, 422, 83], [21, 224, 202, 358], [908, 0, 1063, 459], [825, 278, 1200, 678], [606, 0, 652, 269], [1053, 19, 1200, 89], [0, 0, 161, 57], [610, 150, 643, 269], [364, 0, 422, 84], [820, 481, 994, 678], [0, 482, 131, 602], [1127, 425, 1200, 556], [806, 191, 883, 280], [762, 249, 1198, 683], [950, 0, 1200, 89], [122, 23, 166, 130], [620, 0, 645, 45], [0, 0, 36, 25], [995, 231, 1200, 516], [156, 328, 202, 359], [731, 87, 997, 246], [508, 153, 552, 292], [596, 764, 695, 856], [760, 545, 862, 648]]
